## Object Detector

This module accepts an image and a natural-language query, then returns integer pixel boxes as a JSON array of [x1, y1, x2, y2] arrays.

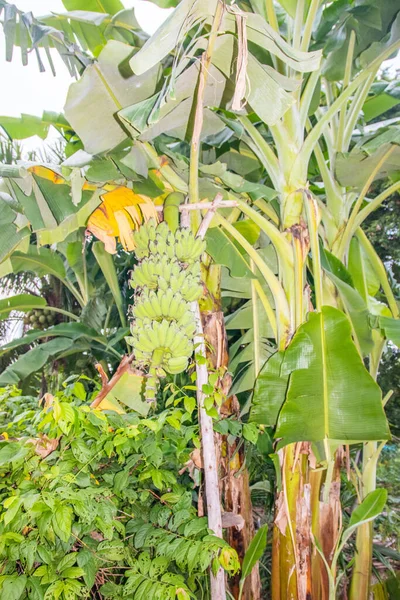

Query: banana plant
[[106, 1, 399, 597], [1, 0, 399, 598]]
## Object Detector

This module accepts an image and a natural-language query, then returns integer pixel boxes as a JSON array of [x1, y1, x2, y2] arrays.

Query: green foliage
[[0, 384, 238, 599], [251, 307, 390, 444]]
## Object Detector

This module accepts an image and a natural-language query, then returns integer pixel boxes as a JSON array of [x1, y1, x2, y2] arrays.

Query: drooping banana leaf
[[0, 338, 78, 385], [0, 112, 72, 141], [0, 246, 66, 280], [206, 228, 253, 279], [251, 306, 389, 444], [64, 40, 161, 154], [44, 7, 143, 57], [0, 165, 103, 261], [362, 80, 400, 122], [0, 0, 91, 75], [0, 294, 47, 320], [118, 61, 226, 142], [276, 306, 389, 445], [0, 322, 109, 356], [336, 143, 400, 190]]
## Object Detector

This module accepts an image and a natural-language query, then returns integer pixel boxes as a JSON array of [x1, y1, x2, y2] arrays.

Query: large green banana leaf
[[277, 306, 389, 444], [64, 40, 161, 154], [0, 338, 78, 386], [251, 306, 389, 445], [0, 294, 47, 319]]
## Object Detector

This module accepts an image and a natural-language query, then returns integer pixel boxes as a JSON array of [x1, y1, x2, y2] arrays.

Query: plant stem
[[192, 301, 226, 599], [300, 70, 320, 130], [336, 30, 356, 153], [238, 116, 282, 190], [300, 0, 320, 52], [251, 260, 261, 378], [304, 192, 323, 311], [189, 0, 224, 230], [265, 0, 279, 31], [293, 0, 305, 50]]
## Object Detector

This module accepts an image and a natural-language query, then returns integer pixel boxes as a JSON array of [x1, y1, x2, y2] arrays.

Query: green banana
[[129, 219, 204, 403], [163, 191, 185, 233]]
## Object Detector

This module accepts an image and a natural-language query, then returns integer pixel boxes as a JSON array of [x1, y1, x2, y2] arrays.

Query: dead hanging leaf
[[179, 448, 203, 479], [41, 393, 55, 409], [87, 186, 158, 253], [191, 448, 203, 469], [27, 435, 59, 458], [95, 363, 109, 387], [221, 512, 245, 531], [91, 356, 149, 417], [231, 8, 248, 111]]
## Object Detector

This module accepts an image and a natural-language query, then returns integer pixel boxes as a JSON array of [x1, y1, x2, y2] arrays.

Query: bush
[[0, 383, 238, 599]]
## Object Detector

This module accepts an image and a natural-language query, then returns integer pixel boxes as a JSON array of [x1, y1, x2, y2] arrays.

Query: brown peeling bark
[[272, 443, 342, 600]]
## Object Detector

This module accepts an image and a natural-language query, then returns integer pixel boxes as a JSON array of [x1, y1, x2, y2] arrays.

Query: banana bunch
[[133, 290, 195, 336], [132, 219, 206, 264], [131, 259, 202, 301], [174, 228, 207, 263], [129, 219, 205, 403], [24, 308, 56, 330]]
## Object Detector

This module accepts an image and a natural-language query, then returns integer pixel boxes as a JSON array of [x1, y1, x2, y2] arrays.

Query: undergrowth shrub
[[0, 381, 239, 599]]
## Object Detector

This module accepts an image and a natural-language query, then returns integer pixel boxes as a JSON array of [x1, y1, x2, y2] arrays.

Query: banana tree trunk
[[271, 445, 342, 600], [201, 263, 261, 600]]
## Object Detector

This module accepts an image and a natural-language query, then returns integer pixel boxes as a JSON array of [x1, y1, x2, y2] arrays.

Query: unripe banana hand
[[129, 218, 204, 403]]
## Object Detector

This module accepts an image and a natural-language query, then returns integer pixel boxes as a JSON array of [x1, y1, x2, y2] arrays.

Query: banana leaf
[[0, 338, 77, 386], [64, 40, 161, 154], [276, 306, 389, 445], [251, 306, 389, 444], [0, 294, 47, 319], [0, 323, 109, 356]]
